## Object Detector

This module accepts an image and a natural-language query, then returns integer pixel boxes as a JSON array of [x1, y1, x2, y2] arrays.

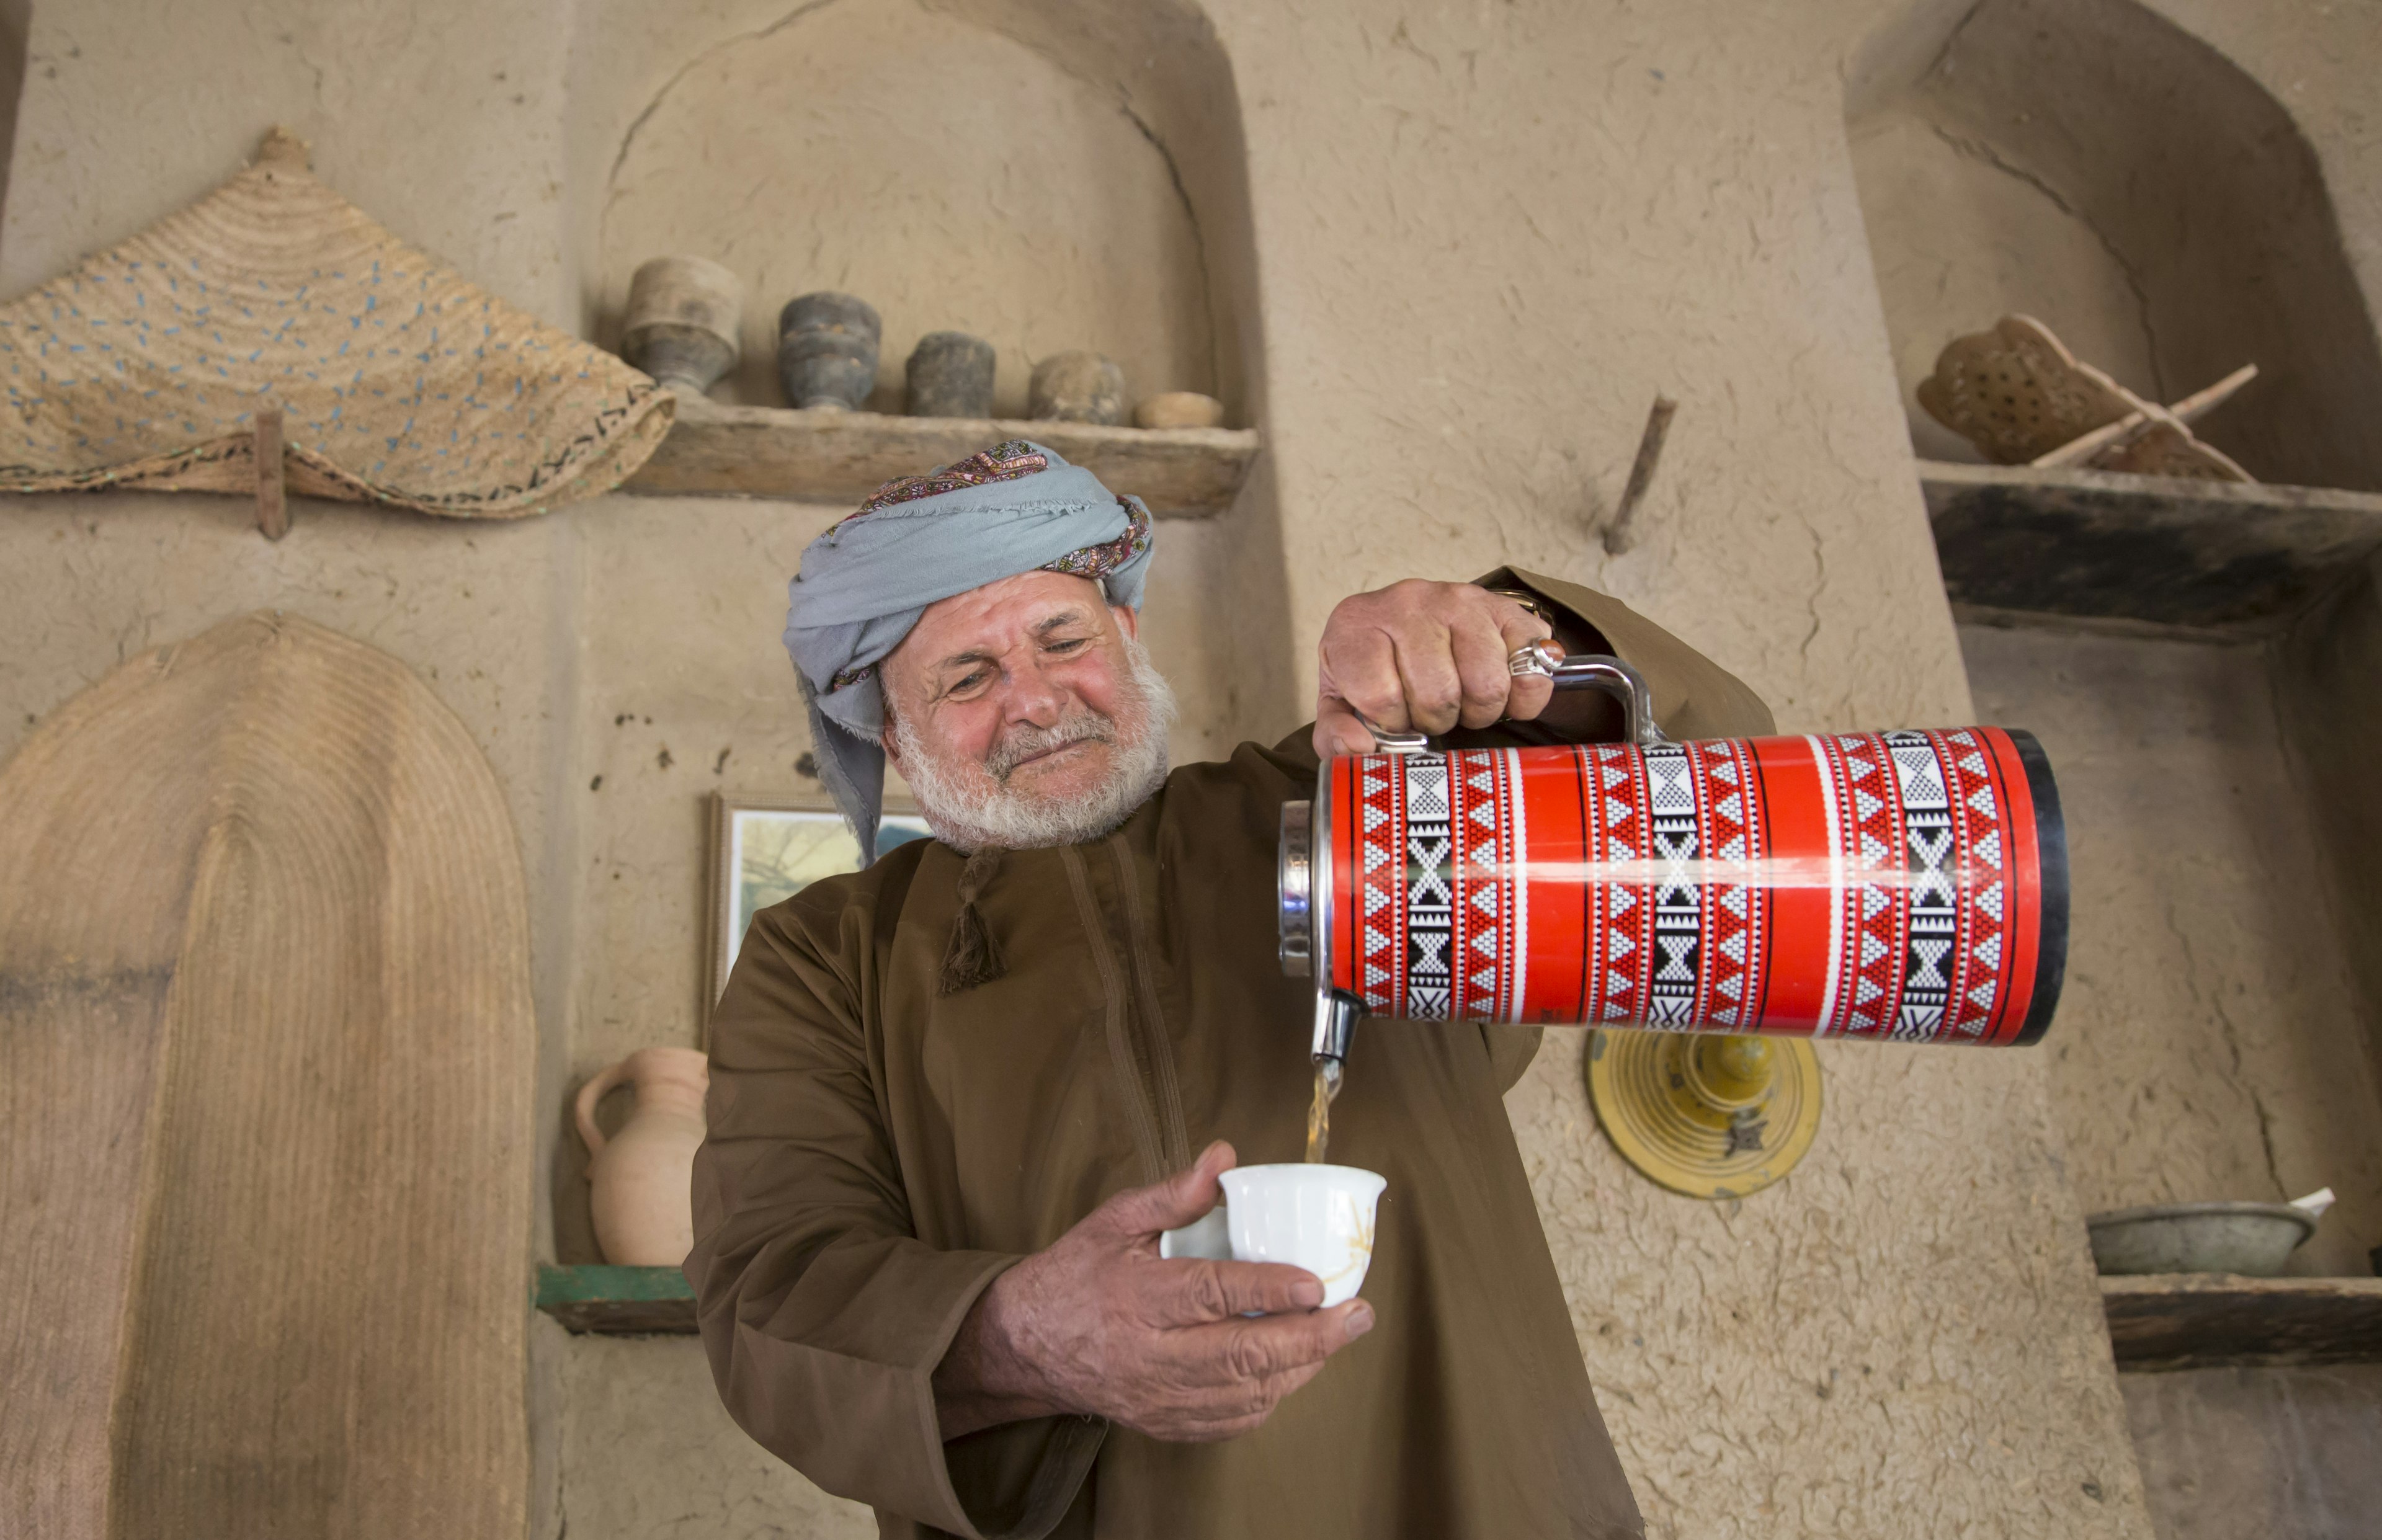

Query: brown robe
[[688, 571, 1775, 1539]]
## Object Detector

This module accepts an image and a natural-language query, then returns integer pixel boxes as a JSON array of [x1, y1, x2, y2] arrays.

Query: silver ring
[[1508, 639, 1562, 679]]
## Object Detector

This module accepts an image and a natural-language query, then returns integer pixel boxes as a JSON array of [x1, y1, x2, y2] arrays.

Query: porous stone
[[777, 292, 881, 411], [620, 256, 743, 396], [1028, 351, 1126, 425], [903, 331, 995, 419]]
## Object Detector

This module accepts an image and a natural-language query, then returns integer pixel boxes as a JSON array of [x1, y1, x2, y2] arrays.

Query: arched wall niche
[[560, 0, 1259, 425], [1844, 0, 2382, 491]]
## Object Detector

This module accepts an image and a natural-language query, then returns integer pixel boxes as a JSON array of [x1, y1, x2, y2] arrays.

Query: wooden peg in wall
[[255, 406, 288, 541], [1602, 394, 1677, 556]]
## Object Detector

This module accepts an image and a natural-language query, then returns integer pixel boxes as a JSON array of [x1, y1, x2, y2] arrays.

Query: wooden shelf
[[2102, 1273, 2382, 1371], [535, 1263, 697, 1335], [623, 394, 1260, 518], [1920, 460, 2382, 635]]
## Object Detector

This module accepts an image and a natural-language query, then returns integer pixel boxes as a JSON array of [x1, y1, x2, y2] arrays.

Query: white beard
[[891, 636, 1178, 853]]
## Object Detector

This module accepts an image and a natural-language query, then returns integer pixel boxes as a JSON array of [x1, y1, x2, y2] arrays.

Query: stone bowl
[[2085, 1201, 2316, 1277]]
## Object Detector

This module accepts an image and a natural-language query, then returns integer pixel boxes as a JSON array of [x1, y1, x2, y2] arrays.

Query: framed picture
[[706, 791, 934, 1012]]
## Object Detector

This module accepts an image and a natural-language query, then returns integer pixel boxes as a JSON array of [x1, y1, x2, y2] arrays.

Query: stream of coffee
[[1304, 1063, 1336, 1164]]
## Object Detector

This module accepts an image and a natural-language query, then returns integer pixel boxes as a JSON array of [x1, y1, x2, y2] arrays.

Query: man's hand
[[932, 1142, 1375, 1443], [1314, 580, 1558, 757]]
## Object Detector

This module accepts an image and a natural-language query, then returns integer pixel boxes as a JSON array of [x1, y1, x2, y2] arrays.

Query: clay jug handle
[[574, 1059, 633, 1161]]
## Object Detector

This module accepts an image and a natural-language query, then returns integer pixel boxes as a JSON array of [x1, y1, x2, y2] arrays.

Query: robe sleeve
[[685, 897, 1105, 1540]]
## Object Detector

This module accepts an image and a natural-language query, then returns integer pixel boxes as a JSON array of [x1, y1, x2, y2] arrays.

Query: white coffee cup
[[1160, 1164, 1387, 1310]]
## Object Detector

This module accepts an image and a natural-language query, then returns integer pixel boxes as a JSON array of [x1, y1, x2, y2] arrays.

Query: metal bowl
[[2085, 1201, 2316, 1276]]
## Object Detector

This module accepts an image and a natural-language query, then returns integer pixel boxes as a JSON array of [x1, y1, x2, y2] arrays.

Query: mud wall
[[1847, 0, 2382, 490], [1960, 625, 2382, 1276], [586, 0, 1216, 417], [2276, 556, 2382, 1097], [9, 1, 2382, 1536], [2122, 1364, 2382, 1539]]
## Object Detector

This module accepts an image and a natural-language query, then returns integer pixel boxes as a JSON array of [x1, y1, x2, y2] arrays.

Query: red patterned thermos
[[1279, 652, 2067, 1049]]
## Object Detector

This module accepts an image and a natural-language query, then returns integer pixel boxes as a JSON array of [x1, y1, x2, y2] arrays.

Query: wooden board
[[1920, 460, 2382, 634], [2103, 1274, 2382, 1371], [625, 394, 1260, 517], [535, 1264, 699, 1335], [0, 614, 534, 1538]]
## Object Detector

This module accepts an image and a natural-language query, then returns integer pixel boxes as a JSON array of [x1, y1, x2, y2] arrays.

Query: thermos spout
[[1312, 989, 1358, 1090]]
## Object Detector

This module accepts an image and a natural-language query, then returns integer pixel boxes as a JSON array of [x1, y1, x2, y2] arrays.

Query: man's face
[[879, 569, 1174, 849]]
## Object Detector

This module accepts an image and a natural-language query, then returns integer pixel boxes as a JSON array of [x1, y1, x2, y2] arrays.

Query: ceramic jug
[[778, 292, 881, 411], [575, 1046, 710, 1266], [620, 256, 744, 396], [1280, 646, 2068, 1065]]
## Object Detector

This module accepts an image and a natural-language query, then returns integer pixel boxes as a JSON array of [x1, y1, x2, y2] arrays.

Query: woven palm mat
[[0, 127, 669, 517], [0, 613, 533, 1537]]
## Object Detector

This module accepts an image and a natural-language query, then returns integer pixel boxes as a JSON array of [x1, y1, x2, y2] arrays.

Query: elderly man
[[689, 440, 1772, 1539]]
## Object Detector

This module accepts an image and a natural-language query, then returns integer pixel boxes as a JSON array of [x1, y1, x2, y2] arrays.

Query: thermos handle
[[1509, 643, 1671, 747], [1355, 646, 1669, 754]]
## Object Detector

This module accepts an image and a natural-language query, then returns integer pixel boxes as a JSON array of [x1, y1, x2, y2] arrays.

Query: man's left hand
[[1314, 580, 1556, 757]]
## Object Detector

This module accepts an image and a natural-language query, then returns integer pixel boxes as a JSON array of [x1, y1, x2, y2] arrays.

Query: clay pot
[[575, 1046, 710, 1266], [778, 292, 881, 410], [1133, 391, 1225, 430], [905, 331, 997, 418], [621, 256, 744, 395], [1029, 351, 1127, 425]]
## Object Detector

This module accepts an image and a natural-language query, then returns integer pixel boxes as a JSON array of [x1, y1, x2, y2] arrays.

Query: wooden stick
[[2033, 363, 2257, 470], [1603, 395, 1677, 555], [254, 406, 288, 540], [2167, 362, 2260, 424]]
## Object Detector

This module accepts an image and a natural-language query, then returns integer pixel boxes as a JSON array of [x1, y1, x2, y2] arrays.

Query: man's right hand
[[931, 1141, 1375, 1443]]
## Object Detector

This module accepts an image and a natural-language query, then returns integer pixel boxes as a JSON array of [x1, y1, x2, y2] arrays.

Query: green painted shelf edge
[[535, 1263, 698, 1335]]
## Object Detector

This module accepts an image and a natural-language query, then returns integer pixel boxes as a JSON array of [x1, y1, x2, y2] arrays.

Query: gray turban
[[783, 438, 1155, 861]]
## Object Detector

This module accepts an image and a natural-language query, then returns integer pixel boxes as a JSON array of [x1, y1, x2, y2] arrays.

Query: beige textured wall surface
[[12, 0, 2382, 1536], [592, 0, 1215, 417], [1961, 624, 2382, 1276], [0, 0, 578, 324], [2121, 1364, 2382, 1540], [553, 1324, 873, 1539], [1505, 1032, 2137, 1536], [1847, 109, 2167, 465], [1845, 0, 2382, 491], [2278, 557, 2382, 1093]]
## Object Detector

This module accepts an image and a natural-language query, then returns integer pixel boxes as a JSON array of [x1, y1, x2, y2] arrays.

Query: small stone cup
[[621, 256, 744, 395], [905, 331, 997, 418], [1028, 351, 1128, 425], [778, 292, 882, 411]]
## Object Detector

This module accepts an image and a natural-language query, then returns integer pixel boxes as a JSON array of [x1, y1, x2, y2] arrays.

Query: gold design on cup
[[1314, 1191, 1378, 1286]]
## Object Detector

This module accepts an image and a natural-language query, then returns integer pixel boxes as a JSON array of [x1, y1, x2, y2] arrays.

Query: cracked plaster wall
[[12, 0, 2382, 1536], [1848, 109, 2168, 465]]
